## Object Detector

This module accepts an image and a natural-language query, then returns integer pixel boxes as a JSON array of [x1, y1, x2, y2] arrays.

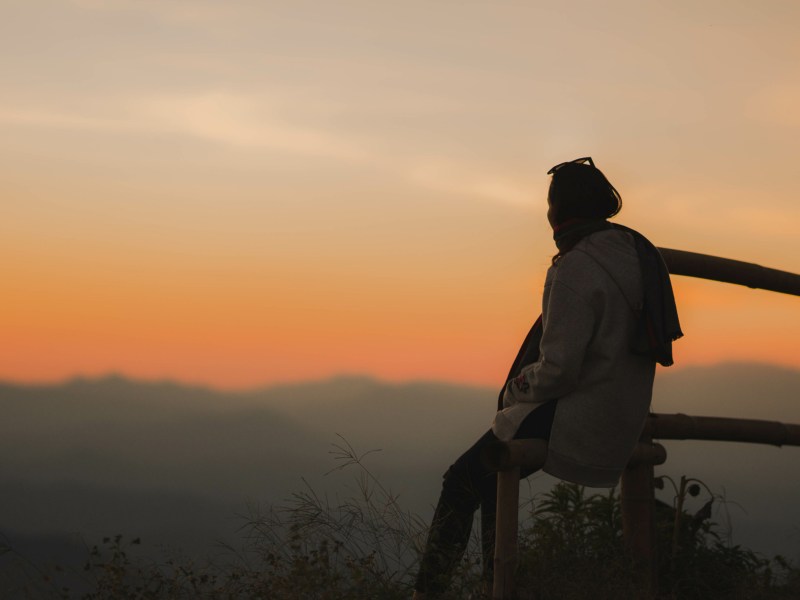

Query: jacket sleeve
[[503, 278, 596, 406]]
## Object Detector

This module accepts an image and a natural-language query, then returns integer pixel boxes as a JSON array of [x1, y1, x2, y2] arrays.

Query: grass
[[3, 438, 799, 599]]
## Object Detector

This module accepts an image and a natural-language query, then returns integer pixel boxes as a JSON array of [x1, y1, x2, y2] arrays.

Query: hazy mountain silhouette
[[1, 363, 799, 567]]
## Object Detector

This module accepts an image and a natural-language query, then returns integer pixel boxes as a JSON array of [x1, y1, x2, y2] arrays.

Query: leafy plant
[[3, 442, 799, 599]]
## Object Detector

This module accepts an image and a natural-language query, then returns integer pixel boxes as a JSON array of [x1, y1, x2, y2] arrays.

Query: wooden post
[[486, 439, 547, 600], [621, 438, 658, 597], [494, 467, 521, 599]]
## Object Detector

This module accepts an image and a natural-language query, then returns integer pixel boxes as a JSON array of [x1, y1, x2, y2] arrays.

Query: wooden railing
[[487, 248, 800, 599], [658, 248, 800, 296]]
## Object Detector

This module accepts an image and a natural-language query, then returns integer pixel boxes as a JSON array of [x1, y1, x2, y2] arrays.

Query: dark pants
[[414, 399, 558, 594]]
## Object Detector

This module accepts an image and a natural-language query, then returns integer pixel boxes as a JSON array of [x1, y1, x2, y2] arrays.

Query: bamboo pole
[[482, 440, 666, 472], [489, 440, 547, 599], [494, 467, 521, 600], [657, 247, 800, 296], [645, 413, 800, 447], [621, 436, 659, 597]]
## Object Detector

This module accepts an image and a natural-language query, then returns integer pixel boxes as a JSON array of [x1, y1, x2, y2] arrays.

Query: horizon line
[[1, 359, 798, 394]]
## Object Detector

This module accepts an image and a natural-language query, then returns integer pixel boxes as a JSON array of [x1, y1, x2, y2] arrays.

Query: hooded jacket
[[491, 228, 656, 487]]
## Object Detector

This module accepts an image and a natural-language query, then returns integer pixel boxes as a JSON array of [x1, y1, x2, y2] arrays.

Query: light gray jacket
[[492, 228, 656, 487]]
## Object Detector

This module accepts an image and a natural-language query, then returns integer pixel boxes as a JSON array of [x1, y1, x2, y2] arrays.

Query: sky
[[1, 0, 799, 389]]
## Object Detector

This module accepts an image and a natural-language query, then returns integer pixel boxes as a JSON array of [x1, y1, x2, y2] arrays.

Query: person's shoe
[[411, 591, 426, 600]]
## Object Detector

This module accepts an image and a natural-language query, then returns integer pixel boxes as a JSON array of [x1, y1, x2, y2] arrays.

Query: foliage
[[2, 441, 799, 599], [518, 480, 800, 600], [517, 484, 640, 599]]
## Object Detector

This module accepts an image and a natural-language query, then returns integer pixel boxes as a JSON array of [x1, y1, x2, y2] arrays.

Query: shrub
[[3, 441, 799, 599]]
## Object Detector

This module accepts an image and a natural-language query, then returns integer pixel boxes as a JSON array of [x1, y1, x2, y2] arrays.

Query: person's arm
[[503, 278, 596, 407]]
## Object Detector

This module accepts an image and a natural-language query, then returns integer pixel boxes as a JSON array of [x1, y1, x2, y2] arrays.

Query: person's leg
[[415, 399, 558, 595], [414, 429, 498, 595]]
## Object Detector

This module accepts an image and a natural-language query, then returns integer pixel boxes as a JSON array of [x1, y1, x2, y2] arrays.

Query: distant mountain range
[[1, 363, 799, 572]]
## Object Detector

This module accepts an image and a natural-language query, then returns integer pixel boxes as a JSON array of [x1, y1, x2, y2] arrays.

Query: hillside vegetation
[[4, 445, 799, 599]]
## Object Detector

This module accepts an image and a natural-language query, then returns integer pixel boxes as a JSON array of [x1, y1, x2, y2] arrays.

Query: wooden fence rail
[[658, 247, 800, 296], [646, 413, 800, 446], [488, 248, 800, 599]]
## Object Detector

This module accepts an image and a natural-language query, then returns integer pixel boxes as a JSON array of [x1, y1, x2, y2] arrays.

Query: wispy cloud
[[132, 91, 368, 161], [0, 91, 368, 163], [625, 182, 800, 255], [409, 158, 534, 207], [0, 91, 537, 209]]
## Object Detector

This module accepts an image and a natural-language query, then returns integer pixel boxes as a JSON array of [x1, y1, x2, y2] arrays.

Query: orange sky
[[1, 1, 799, 389]]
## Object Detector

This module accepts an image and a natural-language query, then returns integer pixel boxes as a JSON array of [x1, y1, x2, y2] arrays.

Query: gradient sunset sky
[[2, 0, 798, 389]]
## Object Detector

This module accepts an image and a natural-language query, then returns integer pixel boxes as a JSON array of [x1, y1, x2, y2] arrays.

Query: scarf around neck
[[552, 218, 613, 251]]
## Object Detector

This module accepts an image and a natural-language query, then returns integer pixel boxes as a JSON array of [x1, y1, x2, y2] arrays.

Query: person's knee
[[441, 463, 483, 508]]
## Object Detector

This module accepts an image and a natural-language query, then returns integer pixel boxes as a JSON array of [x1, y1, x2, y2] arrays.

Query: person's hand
[[492, 408, 515, 441], [503, 373, 530, 408], [501, 381, 513, 408]]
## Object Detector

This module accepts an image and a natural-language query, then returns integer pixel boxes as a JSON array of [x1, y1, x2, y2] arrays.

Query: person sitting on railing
[[412, 157, 682, 599]]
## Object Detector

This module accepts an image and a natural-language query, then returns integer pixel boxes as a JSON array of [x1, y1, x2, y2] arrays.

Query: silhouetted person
[[412, 157, 681, 598]]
